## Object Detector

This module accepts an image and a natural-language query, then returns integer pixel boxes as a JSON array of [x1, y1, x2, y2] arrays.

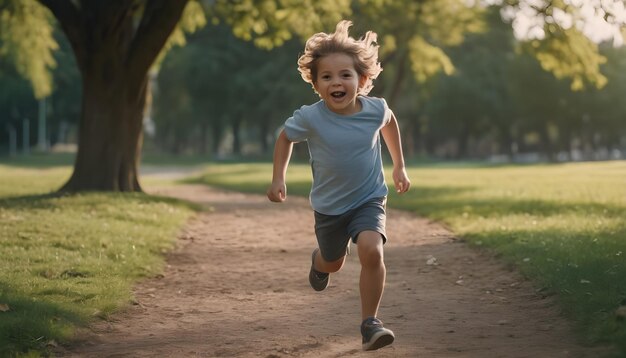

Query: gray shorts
[[314, 197, 387, 262]]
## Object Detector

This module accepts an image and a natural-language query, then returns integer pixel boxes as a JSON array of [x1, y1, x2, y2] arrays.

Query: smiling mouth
[[331, 91, 346, 99]]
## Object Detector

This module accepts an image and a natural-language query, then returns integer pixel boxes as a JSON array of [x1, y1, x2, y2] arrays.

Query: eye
[[321, 75, 331, 80], [342, 73, 353, 78]]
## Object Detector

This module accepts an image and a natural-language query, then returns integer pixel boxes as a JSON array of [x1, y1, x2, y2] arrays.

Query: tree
[[493, 0, 626, 90], [153, 24, 241, 155], [0, 0, 58, 99], [0, 59, 39, 154], [34, 0, 192, 191], [47, 29, 81, 147], [153, 26, 315, 157], [355, 0, 486, 106], [0, 0, 349, 191], [422, 7, 518, 158]]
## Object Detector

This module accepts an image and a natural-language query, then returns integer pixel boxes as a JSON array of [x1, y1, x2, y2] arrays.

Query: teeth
[[331, 92, 345, 98]]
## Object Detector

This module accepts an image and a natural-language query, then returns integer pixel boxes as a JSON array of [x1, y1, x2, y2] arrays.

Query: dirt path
[[58, 185, 607, 357]]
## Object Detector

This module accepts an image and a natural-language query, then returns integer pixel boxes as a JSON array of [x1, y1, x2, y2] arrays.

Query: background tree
[[0, 60, 38, 154], [152, 24, 316, 157], [421, 7, 515, 159], [0, 0, 57, 99], [47, 28, 81, 147], [153, 24, 237, 155], [355, 0, 486, 106], [494, 0, 626, 90]]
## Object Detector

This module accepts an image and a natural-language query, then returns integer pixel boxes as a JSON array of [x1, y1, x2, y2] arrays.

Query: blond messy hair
[[297, 20, 382, 96]]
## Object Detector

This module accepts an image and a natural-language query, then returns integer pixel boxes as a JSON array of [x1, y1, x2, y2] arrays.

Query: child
[[266, 20, 411, 351]]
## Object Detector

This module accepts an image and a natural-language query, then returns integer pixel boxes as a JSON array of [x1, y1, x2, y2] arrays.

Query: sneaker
[[309, 248, 329, 291], [361, 317, 395, 351]]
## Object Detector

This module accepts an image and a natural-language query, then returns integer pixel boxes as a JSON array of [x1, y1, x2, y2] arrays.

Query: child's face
[[313, 53, 365, 115]]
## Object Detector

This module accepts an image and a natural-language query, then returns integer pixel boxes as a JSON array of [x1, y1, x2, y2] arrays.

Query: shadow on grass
[[0, 193, 63, 210], [0, 282, 85, 357]]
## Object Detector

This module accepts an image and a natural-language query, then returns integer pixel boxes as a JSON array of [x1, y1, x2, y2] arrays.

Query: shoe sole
[[363, 331, 395, 351]]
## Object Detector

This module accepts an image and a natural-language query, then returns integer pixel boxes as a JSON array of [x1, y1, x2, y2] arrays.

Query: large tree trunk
[[39, 0, 189, 192], [61, 75, 148, 191]]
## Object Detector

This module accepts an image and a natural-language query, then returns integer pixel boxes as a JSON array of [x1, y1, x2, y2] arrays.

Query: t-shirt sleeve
[[380, 98, 393, 126], [284, 107, 310, 142]]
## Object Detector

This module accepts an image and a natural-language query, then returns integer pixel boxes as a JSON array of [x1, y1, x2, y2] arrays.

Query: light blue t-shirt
[[284, 96, 391, 215]]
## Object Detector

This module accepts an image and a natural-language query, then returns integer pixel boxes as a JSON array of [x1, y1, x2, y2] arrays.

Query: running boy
[[266, 20, 410, 351]]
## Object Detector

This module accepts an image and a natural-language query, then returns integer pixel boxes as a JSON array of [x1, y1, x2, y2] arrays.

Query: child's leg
[[356, 230, 386, 320], [313, 249, 346, 273]]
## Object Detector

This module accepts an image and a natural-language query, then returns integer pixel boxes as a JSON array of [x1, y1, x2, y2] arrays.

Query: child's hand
[[267, 181, 287, 202], [392, 167, 411, 194]]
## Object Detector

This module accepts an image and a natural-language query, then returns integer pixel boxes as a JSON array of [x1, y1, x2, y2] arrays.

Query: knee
[[357, 233, 384, 268], [360, 245, 383, 268]]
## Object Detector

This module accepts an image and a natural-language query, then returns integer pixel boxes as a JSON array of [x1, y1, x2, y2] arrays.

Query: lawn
[[1, 156, 624, 356], [191, 160, 626, 355], [0, 162, 197, 357]]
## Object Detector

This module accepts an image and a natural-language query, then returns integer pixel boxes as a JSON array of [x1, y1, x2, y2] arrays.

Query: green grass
[[0, 164, 196, 357], [191, 160, 626, 355]]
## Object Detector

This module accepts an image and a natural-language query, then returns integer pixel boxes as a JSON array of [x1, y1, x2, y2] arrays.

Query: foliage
[[357, 0, 486, 87], [0, 164, 196, 356], [207, 0, 351, 48], [154, 1, 208, 70], [0, 60, 39, 144], [0, 28, 80, 160], [418, 7, 626, 160], [4, 0, 622, 102], [0, 0, 58, 99], [1, 0, 625, 164], [525, 28, 607, 90], [497, 0, 626, 90], [191, 160, 626, 355], [153, 24, 316, 156], [421, 9, 513, 158]]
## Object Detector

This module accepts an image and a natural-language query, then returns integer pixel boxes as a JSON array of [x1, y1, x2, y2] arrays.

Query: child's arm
[[267, 129, 294, 202], [381, 112, 411, 194]]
